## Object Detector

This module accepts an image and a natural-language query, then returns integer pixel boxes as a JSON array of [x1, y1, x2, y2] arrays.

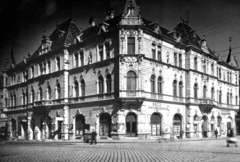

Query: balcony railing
[[119, 90, 145, 98]]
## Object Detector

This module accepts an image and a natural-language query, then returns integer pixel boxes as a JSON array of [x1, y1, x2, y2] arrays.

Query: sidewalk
[[3, 135, 239, 145]]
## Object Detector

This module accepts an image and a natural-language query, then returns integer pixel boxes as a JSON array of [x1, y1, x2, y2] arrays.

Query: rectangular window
[[127, 37, 135, 54], [80, 51, 84, 66], [56, 57, 60, 71], [211, 64, 214, 75], [106, 43, 110, 59], [174, 53, 177, 66], [39, 64, 43, 75], [203, 61, 206, 73], [31, 66, 34, 78], [194, 57, 197, 70], [179, 54, 182, 68], [74, 53, 79, 67], [152, 49, 156, 60], [48, 60, 51, 73], [158, 50, 162, 62], [99, 45, 103, 61]]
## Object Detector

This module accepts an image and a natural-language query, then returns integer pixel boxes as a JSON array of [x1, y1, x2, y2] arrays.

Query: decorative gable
[[120, 0, 143, 25]]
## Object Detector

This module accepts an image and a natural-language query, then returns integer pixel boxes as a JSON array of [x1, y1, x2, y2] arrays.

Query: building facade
[[2, 0, 240, 141]]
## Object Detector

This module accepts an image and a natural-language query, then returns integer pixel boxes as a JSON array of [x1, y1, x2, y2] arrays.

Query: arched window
[[194, 57, 198, 70], [227, 72, 229, 82], [31, 87, 35, 103], [219, 90, 222, 103], [47, 83, 51, 100], [10, 93, 13, 107], [150, 75, 155, 93], [236, 96, 238, 105], [5, 97, 8, 107], [179, 81, 183, 97], [173, 80, 177, 96], [194, 83, 198, 99], [203, 85, 207, 99], [227, 92, 229, 104], [230, 93, 232, 105], [106, 74, 111, 93], [127, 71, 137, 90], [219, 68, 222, 79], [22, 91, 25, 105], [80, 79, 85, 96], [230, 72, 232, 83], [74, 78, 79, 97], [56, 81, 61, 99], [13, 93, 16, 106], [211, 87, 214, 100], [39, 87, 43, 101], [98, 75, 104, 94], [211, 63, 214, 75], [203, 60, 206, 73], [157, 76, 163, 94]]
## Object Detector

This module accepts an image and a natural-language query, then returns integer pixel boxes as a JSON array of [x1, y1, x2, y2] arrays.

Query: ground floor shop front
[[5, 102, 239, 141]]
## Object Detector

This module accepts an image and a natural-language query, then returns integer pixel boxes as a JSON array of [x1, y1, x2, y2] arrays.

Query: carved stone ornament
[[124, 57, 139, 69]]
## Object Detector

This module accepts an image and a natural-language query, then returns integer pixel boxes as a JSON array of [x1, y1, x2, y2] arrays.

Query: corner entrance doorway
[[126, 113, 137, 137]]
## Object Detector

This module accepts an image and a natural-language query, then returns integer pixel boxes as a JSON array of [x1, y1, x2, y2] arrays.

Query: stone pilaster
[[63, 105, 69, 140]]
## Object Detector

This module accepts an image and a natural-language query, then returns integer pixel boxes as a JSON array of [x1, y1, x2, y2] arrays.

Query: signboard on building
[[221, 110, 230, 116]]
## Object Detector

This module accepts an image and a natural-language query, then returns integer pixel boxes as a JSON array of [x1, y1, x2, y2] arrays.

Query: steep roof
[[172, 19, 215, 54], [226, 46, 238, 67], [30, 18, 82, 59]]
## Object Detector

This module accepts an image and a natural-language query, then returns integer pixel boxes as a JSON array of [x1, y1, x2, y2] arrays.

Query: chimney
[[88, 16, 96, 27], [105, 8, 114, 20]]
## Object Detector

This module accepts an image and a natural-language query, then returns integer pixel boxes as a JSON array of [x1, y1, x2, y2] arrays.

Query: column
[[187, 107, 195, 138], [8, 120, 12, 139], [63, 105, 69, 140]]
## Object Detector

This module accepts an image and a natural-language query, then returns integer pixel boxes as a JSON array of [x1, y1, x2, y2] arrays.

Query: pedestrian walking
[[214, 129, 218, 138], [179, 129, 183, 139], [91, 130, 97, 145]]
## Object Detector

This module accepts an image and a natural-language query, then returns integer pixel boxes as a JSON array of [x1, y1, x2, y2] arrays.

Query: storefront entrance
[[126, 113, 137, 137], [150, 113, 162, 136], [173, 114, 182, 136], [75, 114, 85, 137], [99, 113, 111, 137]]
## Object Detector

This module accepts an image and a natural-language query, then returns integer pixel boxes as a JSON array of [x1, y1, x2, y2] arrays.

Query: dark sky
[[0, 0, 240, 73]]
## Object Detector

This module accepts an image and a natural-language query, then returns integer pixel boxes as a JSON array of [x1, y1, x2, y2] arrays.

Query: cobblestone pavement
[[0, 137, 240, 162]]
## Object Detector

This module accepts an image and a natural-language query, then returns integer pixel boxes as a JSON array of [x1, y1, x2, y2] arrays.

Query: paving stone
[[0, 137, 240, 162]]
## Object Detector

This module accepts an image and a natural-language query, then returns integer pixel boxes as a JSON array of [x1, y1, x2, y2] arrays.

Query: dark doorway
[[150, 113, 162, 136], [58, 121, 63, 139], [173, 114, 182, 136], [75, 114, 85, 136], [126, 113, 137, 137], [11, 119, 17, 138], [99, 113, 111, 137]]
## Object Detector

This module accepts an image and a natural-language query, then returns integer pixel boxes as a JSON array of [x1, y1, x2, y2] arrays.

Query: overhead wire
[[195, 12, 240, 32], [197, 17, 240, 34]]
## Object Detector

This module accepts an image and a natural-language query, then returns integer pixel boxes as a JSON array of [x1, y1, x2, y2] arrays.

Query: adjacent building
[[2, 0, 240, 141]]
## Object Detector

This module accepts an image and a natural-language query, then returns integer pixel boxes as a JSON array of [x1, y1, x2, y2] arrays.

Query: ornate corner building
[[2, 0, 240, 141]]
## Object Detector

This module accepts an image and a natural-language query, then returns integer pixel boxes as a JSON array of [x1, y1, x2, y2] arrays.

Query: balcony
[[119, 90, 145, 98], [198, 98, 215, 114], [69, 93, 114, 104]]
